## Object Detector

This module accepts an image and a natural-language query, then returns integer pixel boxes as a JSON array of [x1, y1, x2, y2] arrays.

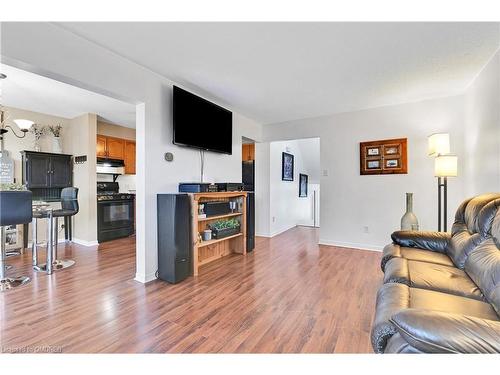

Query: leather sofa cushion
[[381, 243, 454, 271], [371, 283, 499, 353], [385, 333, 422, 353], [465, 237, 500, 316], [448, 193, 500, 268], [390, 309, 500, 353], [384, 258, 484, 301]]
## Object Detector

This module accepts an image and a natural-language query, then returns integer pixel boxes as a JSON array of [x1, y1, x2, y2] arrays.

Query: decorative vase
[[401, 192, 419, 231], [33, 140, 41, 152], [52, 136, 63, 153]]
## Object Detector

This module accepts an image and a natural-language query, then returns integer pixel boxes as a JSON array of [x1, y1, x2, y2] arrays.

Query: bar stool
[[0, 190, 32, 291], [33, 188, 78, 273]]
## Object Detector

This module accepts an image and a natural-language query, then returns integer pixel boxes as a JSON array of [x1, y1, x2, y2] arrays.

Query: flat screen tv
[[173, 86, 233, 154]]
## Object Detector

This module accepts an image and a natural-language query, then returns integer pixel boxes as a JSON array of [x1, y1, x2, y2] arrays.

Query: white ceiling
[[0, 64, 136, 127], [57, 22, 500, 125]]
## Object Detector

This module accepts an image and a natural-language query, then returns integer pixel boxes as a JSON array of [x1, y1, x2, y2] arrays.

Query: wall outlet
[[272, 216, 276, 223], [363, 226, 369, 234]]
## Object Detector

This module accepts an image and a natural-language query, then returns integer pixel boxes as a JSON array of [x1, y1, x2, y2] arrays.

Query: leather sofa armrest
[[391, 230, 451, 253], [390, 309, 500, 353]]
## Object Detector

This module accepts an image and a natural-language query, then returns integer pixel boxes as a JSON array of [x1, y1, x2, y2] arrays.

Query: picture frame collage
[[360, 138, 408, 175]]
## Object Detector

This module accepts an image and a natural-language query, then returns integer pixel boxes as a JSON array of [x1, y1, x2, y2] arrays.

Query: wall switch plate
[[322, 169, 328, 177], [363, 226, 369, 234]]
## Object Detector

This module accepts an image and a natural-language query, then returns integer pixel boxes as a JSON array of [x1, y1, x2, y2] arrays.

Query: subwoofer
[[246, 192, 255, 252], [157, 194, 192, 283]]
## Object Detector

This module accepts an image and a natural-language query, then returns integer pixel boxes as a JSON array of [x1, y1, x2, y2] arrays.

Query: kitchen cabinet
[[242, 143, 255, 161], [124, 141, 136, 175], [96, 135, 107, 157], [21, 151, 73, 201], [96, 135, 125, 159], [107, 137, 125, 159]]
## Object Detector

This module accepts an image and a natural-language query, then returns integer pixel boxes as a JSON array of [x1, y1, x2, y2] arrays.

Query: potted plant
[[48, 124, 63, 153], [208, 218, 241, 239], [29, 124, 47, 152]]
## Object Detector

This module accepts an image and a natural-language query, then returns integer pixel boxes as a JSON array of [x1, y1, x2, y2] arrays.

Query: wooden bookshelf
[[198, 212, 242, 222], [191, 191, 247, 276]]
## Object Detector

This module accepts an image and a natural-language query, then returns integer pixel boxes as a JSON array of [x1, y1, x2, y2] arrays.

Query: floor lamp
[[434, 154, 458, 232]]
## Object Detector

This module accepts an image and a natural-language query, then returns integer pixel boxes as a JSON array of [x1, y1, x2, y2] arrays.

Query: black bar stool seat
[[0, 190, 32, 291], [32, 188, 79, 273]]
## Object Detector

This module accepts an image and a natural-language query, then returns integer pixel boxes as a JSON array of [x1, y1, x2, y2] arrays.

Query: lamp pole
[[437, 176, 448, 232]]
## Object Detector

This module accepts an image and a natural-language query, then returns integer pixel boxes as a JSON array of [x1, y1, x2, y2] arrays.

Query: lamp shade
[[435, 154, 458, 177], [13, 119, 34, 131], [428, 133, 450, 156]]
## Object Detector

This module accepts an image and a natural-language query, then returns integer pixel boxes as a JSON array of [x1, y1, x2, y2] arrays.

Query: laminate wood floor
[[0, 226, 382, 353]]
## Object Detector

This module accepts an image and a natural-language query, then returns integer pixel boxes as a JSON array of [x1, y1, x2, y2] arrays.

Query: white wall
[[256, 138, 320, 237], [464, 50, 500, 196], [264, 96, 465, 251], [1, 22, 263, 282], [65, 113, 98, 245]]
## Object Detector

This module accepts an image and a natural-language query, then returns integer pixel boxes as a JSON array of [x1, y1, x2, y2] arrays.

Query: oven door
[[97, 199, 134, 241]]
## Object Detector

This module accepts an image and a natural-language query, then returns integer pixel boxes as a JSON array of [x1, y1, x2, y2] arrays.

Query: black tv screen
[[173, 86, 233, 154]]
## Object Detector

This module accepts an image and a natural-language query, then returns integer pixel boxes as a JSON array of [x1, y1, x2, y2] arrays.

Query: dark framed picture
[[282, 152, 294, 181], [299, 174, 308, 197]]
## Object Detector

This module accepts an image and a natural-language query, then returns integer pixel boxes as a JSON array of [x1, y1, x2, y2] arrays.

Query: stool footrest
[[0, 276, 30, 291], [34, 259, 75, 272]]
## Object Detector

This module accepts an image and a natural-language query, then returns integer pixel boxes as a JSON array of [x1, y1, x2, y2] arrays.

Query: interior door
[[49, 155, 72, 187], [96, 135, 107, 157], [106, 137, 125, 159], [26, 153, 50, 188]]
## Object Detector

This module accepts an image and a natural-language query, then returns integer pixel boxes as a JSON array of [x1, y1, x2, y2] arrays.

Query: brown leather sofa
[[371, 194, 500, 353]]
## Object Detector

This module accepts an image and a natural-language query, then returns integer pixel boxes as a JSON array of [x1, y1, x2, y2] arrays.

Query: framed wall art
[[299, 173, 308, 197], [360, 138, 407, 175], [282, 152, 294, 181]]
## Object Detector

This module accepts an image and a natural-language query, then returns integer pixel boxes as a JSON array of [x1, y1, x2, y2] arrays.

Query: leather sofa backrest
[[465, 200, 500, 316], [448, 193, 500, 268]]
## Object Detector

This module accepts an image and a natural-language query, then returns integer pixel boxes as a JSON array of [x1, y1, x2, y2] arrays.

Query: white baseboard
[[134, 272, 157, 283], [27, 238, 67, 248], [269, 224, 297, 238], [255, 232, 271, 238], [72, 238, 99, 247], [318, 238, 383, 252]]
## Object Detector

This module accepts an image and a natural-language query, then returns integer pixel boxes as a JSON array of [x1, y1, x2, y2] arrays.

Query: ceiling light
[[13, 119, 34, 132]]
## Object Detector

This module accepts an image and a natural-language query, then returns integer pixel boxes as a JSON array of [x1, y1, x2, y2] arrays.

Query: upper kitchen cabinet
[[96, 135, 125, 159], [107, 137, 125, 159], [96, 135, 107, 157], [242, 143, 255, 161], [96, 134, 136, 175], [124, 141, 136, 175]]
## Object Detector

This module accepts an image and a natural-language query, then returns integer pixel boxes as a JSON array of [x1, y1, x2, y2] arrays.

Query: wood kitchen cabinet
[[96, 135, 107, 157], [96, 135, 125, 159], [96, 135, 136, 175], [242, 143, 255, 161], [124, 141, 136, 175]]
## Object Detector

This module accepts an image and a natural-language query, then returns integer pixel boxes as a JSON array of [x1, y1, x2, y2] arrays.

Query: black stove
[[97, 182, 134, 201], [97, 182, 135, 243]]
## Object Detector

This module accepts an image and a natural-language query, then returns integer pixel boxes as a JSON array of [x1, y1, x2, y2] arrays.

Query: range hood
[[96, 157, 125, 176]]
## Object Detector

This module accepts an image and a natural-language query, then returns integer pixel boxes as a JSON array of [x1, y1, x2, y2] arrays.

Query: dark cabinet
[[21, 151, 73, 201], [49, 154, 72, 187], [26, 153, 51, 188]]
